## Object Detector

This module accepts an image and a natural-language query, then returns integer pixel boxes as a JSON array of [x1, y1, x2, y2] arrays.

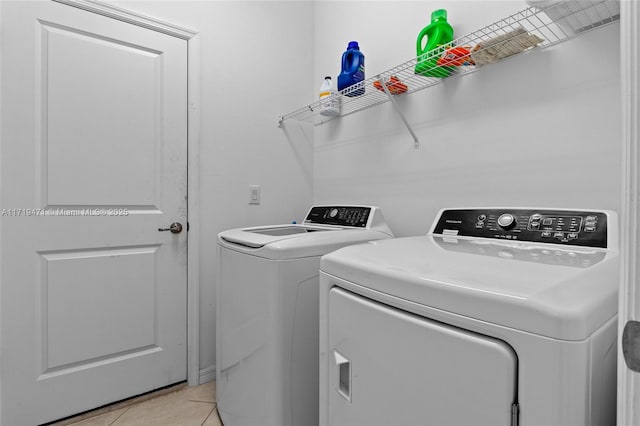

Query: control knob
[[497, 213, 517, 230]]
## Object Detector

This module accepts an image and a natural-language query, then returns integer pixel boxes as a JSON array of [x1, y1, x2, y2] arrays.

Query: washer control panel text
[[433, 209, 608, 248], [305, 206, 371, 228]]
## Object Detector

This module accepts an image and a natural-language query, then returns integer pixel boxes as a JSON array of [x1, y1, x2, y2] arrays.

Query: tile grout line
[[107, 406, 131, 426], [200, 406, 216, 426]]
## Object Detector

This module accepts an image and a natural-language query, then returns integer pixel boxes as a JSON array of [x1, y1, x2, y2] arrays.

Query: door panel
[[42, 246, 158, 370], [1, 1, 188, 424], [328, 288, 517, 426], [42, 20, 162, 207]]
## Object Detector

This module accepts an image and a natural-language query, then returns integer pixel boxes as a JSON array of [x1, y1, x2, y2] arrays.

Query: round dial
[[329, 208, 339, 218], [497, 213, 517, 230]]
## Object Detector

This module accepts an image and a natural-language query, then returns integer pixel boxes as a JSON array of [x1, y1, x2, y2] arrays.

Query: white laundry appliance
[[319, 208, 618, 426], [217, 205, 393, 426]]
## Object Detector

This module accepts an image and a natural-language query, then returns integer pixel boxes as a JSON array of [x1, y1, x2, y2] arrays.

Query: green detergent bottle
[[415, 9, 454, 78]]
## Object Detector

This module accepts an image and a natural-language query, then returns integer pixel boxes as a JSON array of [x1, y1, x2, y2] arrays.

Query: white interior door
[[0, 1, 188, 424]]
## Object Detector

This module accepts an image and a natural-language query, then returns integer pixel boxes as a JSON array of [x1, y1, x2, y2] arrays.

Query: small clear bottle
[[319, 76, 340, 116]]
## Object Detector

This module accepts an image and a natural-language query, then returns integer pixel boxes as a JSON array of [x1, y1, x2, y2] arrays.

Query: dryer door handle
[[333, 350, 352, 403]]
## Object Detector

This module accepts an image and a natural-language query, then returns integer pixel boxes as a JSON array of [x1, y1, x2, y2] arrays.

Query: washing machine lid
[[321, 208, 619, 341], [219, 224, 338, 248], [218, 205, 393, 260]]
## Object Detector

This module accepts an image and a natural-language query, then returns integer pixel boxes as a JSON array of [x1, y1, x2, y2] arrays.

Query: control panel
[[431, 209, 608, 248], [304, 206, 371, 228]]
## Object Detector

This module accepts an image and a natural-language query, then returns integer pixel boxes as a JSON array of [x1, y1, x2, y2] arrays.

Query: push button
[[554, 232, 565, 240], [541, 231, 552, 238], [585, 225, 596, 232], [568, 233, 579, 240]]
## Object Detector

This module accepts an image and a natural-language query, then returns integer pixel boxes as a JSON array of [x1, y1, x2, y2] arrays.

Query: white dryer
[[319, 208, 618, 426], [217, 205, 393, 426]]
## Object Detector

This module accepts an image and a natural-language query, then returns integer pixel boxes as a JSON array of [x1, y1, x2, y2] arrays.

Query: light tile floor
[[51, 382, 222, 426]]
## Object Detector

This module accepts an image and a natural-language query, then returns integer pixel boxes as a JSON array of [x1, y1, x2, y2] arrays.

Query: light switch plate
[[249, 185, 260, 205]]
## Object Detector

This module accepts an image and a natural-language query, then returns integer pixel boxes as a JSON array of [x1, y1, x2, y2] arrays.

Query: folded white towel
[[471, 27, 544, 66]]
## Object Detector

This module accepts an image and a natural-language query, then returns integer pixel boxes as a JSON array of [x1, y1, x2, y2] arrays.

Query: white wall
[[109, 0, 622, 379], [313, 1, 621, 237], [111, 0, 315, 376]]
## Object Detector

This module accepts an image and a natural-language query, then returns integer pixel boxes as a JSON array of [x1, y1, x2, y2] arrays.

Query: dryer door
[[327, 288, 517, 426]]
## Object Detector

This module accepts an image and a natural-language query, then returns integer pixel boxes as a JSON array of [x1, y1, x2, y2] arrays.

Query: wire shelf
[[279, 0, 620, 128]]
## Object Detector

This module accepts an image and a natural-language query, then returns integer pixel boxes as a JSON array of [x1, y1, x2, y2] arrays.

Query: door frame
[[50, 0, 202, 387], [620, 0, 639, 423]]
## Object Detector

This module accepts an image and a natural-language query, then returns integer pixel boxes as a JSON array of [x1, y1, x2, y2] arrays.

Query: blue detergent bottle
[[337, 41, 365, 97]]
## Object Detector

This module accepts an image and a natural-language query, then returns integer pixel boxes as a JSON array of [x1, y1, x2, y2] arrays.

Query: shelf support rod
[[377, 74, 420, 149]]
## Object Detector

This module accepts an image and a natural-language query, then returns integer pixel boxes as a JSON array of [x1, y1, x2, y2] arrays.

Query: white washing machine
[[216, 205, 393, 426], [319, 208, 618, 426]]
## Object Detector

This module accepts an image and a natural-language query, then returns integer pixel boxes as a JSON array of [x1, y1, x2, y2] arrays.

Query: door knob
[[158, 222, 183, 234], [623, 320, 640, 372]]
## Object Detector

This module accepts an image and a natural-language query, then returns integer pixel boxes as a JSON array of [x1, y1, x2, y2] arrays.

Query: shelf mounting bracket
[[377, 74, 420, 149]]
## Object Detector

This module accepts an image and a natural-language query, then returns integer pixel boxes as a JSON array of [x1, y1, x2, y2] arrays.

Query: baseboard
[[199, 365, 216, 384]]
